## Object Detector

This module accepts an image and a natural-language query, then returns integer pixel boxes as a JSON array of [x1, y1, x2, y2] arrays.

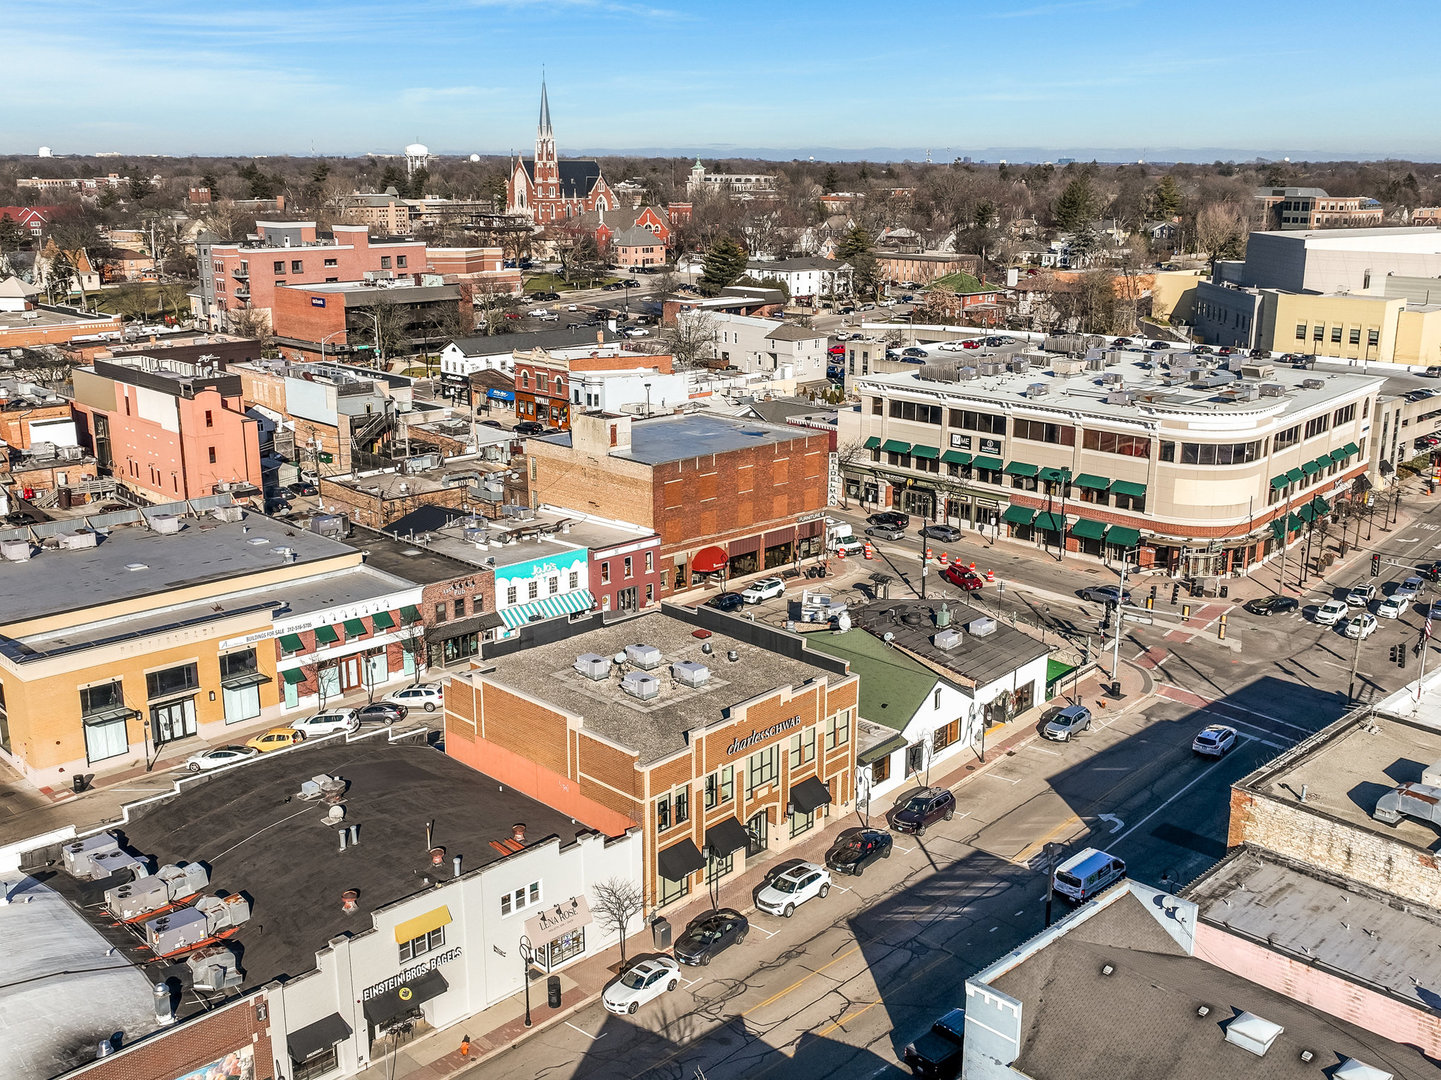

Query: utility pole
[[1347, 615, 1365, 704], [1110, 548, 1135, 686], [1043, 842, 1062, 927], [919, 520, 928, 598], [1277, 491, 1293, 593]]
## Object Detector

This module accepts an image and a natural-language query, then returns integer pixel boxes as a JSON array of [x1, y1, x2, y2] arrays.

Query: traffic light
[[1171, 583, 1181, 604], [1372, 554, 1382, 578], [1401, 644, 1409, 668], [1391, 645, 1401, 665]]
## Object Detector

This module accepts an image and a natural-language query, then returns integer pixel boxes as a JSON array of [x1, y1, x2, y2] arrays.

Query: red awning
[[692, 544, 728, 574], [764, 528, 793, 549], [728, 535, 760, 557]]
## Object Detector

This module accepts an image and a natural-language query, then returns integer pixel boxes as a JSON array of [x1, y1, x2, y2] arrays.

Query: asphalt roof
[[850, 599, 1048, 689], [47, 740, 589, 999], [803, 630, 942, 732], [519, 159, 604, 196], [347, 523, 490, 585], [536, 412, 816, 467], [448, 325, 619, 357], [990, 889, 1437, 1080]]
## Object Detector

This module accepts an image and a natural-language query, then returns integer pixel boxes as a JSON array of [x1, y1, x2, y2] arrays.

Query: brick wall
[[69, 992, 273, 1080]]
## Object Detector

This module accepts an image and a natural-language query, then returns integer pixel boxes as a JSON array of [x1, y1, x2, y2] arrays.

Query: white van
[[1052, 848, 1126, 903]]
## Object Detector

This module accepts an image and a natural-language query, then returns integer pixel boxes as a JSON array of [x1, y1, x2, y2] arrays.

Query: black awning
[[790, 775, 832, 815], [362, 968, 450, 1026], [429, 611, 506, 642], [288, 1013, 352, 1061], [704, 817, 750, 858], [657, 839, 706, 882]]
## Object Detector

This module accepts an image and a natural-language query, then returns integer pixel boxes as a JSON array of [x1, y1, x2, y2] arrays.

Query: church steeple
[[534, 77, 556, 172], [538, 77, 553, 140]]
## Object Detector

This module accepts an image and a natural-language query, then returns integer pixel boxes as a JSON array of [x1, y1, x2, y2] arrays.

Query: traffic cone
[[986, 568, 995, 582], [863, 542, 873, 560], [837, 548, 846, 559], [939, 551, 950, 566], [969, 562, 976, 571], [925, 546, 934, 560]]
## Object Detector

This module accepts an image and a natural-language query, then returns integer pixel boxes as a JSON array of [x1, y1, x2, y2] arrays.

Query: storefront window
[[442, 634, 480, 666], [706, 852, 734, 883], [729, 551, 759, 577], [789, 807, 816, 838], [294, 1047, 339, 1080], [870, 755, 891, 785], [546, 926, 585, 967], [146, 662, 199, 700], [658, 873, 689, 906]]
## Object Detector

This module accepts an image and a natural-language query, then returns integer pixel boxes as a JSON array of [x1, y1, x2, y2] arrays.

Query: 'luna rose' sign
[[726, 716, 802, 756]]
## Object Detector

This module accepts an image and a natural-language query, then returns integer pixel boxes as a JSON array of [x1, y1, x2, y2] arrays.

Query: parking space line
[[980, 772, 1021, 784], [747, 924, 777, 939], [564, 1021, 606, 1040], [677, 974, 704, 989]]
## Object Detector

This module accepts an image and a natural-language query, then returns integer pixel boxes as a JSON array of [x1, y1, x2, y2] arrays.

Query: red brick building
[[505, 80, 617, 226], [527, 411, 829, 596], [269, 280, 467, 358], [513, 346, 676, 429]]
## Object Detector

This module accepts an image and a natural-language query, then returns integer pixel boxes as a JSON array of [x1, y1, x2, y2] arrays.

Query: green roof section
[[1110, 480, 1147, 498], [1002, 505, 1036, 525], [1069, 518, 1107, 540], [1106, 526, 1141, 547], [1033, 512, 1067, 532], [911, 444, 940, 460], [1270, 474, 1291, 491], [313, 624, 340, 645], [343, 618, 368, 637], [370, 610, 395, 630], [881, 439, 912, 454], [1074, 473, 1111, 491], [1004, 461, 1039, 477], [804, 631, 943, 733], [864, 436, 881, 450], [972, 455, 1003, 471], [941, 450, 972, 466]]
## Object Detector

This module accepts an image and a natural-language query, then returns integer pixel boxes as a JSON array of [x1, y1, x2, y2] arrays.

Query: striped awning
[[500, 589, 595, 629]]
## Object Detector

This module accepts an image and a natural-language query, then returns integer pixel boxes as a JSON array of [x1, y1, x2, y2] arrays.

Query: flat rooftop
[[537, 412, 815, 466], [850, 599, 1048, 690], [380, 506, 654, 573], [0, 507, 356, 628], [1186, 847, 1441, 1012], [346, 523, 490, 585], [987, 888, 1436, 1080], [449, 326, 620, 357], [856, 349, 1382, 424], [327, 456, 504, 499], [470, 609, 846, 764], [0, 305, 116, 331], [40, 740, 591, 1002], [1240, 712, 1441, 853]]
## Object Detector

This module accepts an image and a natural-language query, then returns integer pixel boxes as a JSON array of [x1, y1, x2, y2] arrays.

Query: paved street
[[457, 487, 1441, 1080]]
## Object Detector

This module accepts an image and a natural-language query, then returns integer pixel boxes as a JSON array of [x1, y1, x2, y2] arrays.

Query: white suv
[[292, 709, 359, 737], [757, 862, 831, 917], [385, 684, 445, 712], [741, 577, 785, 604], [1314, 599, 1349, 626]]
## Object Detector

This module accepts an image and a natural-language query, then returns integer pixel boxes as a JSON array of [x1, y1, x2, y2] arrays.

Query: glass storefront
[[545, 926, 585, 968]]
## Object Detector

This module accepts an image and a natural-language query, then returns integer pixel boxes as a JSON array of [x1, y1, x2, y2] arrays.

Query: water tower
[[404, 141, 429, 178]]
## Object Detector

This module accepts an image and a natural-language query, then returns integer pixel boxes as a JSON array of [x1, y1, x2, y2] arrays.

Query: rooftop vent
[[621, 671, 661, 700], [574, 653, 610, 680], [625, 643, 663, 670], [956, 366, 979, 381], [1259, 382, 1286, 398], [933, 628, 963, 651], [150, 515, 183, 535], [187, 945, 242, 992], [1225, 1012, 1284, 1057], [1241, 363, 1276, 379], [1333, 1057, 1394, 1080], [1025, 382, 1049, 398], [1232, 384, 1260, 402], [211, 505, 244, 523], [1, 539, 32, 562], [1302, 378, 1325, 390], [1105, 391, 1134, 406], [967, 617, 998, 638], [671, 660, 710, 687]]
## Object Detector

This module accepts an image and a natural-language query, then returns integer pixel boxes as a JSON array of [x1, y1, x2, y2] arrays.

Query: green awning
[[1301, 460, 1320, 475], [1286, 467, 1304, 483], [881, 439, 912, 454], [1033, 512, 1067, 533], [313, 624, 340, 644], [1106, 526, 1142, 547], [941, 450, 972, 465], [1343, 442, 1361, 457], [1074, 473, 1111, 491], [401, 605, 422, 623], [1271, 519, 1287, 541], [1288, 513, 1306, 531], [1270, 474, 1291, 491], [1328, 449, 1349, 464], [278, 633, 304, 653], [1004, 461, 1039, 477], [1313, 455, 1334, 471], [1002, 505, 1036, 525], [972, 455, 1003, 471], [864, 436, 881, 450], [281, 668, 306, 685], [370, 610, 396, 630], [1295, 504, 1314, 522], [911, 444, 940, 460], [1070, 518, 1108, 540], [1038, 467, 1070, 484], [1311, 496, 1331, 514], [343, 618, 368, 637], [858, 733, 908, 766], [1110, 480, 1147, 498]]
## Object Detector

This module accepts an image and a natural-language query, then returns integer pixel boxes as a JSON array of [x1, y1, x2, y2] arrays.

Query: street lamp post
[[318, 329, 345, 365], [644, 381, 652, 418], [518, 936, 534, 1027]]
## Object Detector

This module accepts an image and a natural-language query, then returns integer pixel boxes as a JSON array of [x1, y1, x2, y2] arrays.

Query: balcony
[[231, 265, 249, 280], [233, 286, 250, 301]]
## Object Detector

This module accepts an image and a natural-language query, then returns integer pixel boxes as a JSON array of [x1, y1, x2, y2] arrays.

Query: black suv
[[867, 510, 910, 529], [513, 421, 546, 436], [902, 1007, 965, 1078], [706, 592, 744, 613], [891, 787, 956, 836]]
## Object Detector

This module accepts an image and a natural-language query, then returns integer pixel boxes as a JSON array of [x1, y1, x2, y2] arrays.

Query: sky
[[7, 0, 1441, 161]]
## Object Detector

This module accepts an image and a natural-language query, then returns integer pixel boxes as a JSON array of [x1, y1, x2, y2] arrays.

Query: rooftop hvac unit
[[1008, 359, 1028, 373], [1232, 384, 1260, 402], [1241, 363, 1275, 379], [1105, 391, 1134, 405], [1101, 372, 1124, 386], [59, 531, 97, 550], [625, 643, 663, 670], [150, 515, 183, 535], [1087, 356, 1105, 372], [211, 505, 244, 523], [104, 875, 170, 922], [980, 362, 1005, 376], [1185, 368, 1205, 383], [1373, 781, 1441, 827], [1025, 382, 1049, 398], [671, 660, 710, 687], [1302, 378, 1325, 390], [957, 366, 979, 380], [1259, 382, 1286, 397], [462, 527, 489, 543], [933, 628, 963, 650], [187, 945, 243, 992], [310, 513, 347, 538], [1, 539, 32, 562], [621, 671, 661, 700], [63, 832, 147, 881], [1422, 757, 1441, 786], [967, 617, 999, 638], [1225, 355, 1246, 372], [574, 653, 610, 680]]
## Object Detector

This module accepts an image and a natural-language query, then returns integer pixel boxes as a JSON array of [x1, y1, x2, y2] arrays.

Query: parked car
[[602, 956, 680, 1015], [984, 336, 1010, 347], [919, 524, 963, 542], [1148, 340, 1171, 350], [288, 481, 318, 497], [865, 523, 907, 541], [828, 344, 845, 355], [513, 420, 546, 436], [623, 327, 650, 337], [1053, 847, 1127, 903], [902, 1007, 967, 1079], [1042, 704, 1093, 742], [1344, 612, 1379, 640], [1426, 365, 1441, 378], [902, 346, 928, 358], [246, 727, 304, 753], [1378, 595, 1410, 619], [741, 577, 786, 604], [602, 282, 623, 291], [1345, 583, 1378, 606], [756, 862, 832, 917], [941, 565, 983, 591], [385, 684, 444, 712], [960, 339, 982, 349], [1112, 337, 1132, 347], [867, 511, 910, 528], [184, 745, 260, 772], [1079, 584, 1132, 606], [291, 709, 360, 737], [1192, 724, 1238, 758], [1314, 598, 1350, 625], [891, 786, 956, 836], [673, 908, 749, 966], [357, 702, 407, 725], [527, 307, 550, 317], [706, 591, 745, 612], [479, 419, 504, 429], [1242, 595, 1298, 616], [825, 830, 893, 876]]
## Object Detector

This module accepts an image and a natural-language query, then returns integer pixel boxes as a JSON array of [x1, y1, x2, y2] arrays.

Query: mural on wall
[[493, 547, 589, 608], [170, 1044, 254, 1080]]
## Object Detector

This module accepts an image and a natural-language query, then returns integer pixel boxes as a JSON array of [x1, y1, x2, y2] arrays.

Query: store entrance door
[[746, 810, 769, 857]]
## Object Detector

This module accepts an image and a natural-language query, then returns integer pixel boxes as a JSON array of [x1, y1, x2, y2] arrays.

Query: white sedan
[[1344, 613, 1379, 640], [601, 956, 680, 1015], [741, 577, 786, 604], [756, 862, 831, 917], [184, 745, 260, 772]]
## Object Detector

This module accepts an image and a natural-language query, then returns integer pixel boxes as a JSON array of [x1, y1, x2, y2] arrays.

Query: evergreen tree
[[1151, 174, 1182, 220], [698, 235, 748, 296], [836, 225, 880, 298], [1053, 177, 1097, 232]]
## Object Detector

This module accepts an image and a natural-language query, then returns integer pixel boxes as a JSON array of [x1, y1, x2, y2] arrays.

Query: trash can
[[72, 773, 91, 794], [1219, 584, 1229, 599], [547, 975, 561, 1009], [651, 917, 672, 950]]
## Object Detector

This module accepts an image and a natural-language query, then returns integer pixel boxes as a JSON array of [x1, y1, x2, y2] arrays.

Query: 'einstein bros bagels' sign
[[726, 716, 802, 757]]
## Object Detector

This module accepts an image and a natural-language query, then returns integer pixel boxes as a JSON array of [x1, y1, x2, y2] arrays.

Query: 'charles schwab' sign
[[726, 716, 802, 756]]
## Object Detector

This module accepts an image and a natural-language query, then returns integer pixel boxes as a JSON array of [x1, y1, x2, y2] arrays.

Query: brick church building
[[506, 80, 617, 225]]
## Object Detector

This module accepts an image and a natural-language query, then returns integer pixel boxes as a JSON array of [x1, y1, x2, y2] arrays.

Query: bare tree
[[833, 439, 869, 508], [1194, 202, 1248, 268], [227, 306, 276, 354], [591, 876, 646, 968], [663, 309, 719, 370]]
